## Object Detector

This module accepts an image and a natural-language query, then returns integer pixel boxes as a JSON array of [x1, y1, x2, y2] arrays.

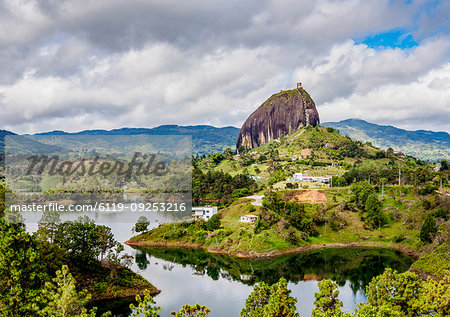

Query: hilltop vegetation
[[324, 118, 450, 161], [200, 125, 438, 188]]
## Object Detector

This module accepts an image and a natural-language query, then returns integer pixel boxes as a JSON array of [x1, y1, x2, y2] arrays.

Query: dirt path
[[246, 195, 264, 206]]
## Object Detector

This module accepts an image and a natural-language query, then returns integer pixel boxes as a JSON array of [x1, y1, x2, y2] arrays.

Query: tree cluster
[[192, 169, 256, 205], [262, 191, 317, 236], [350, 182, 385, 229]]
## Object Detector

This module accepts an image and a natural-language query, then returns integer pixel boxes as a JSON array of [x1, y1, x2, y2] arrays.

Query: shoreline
[[90, 287, 161, 302], [124, 239, 420, 260]]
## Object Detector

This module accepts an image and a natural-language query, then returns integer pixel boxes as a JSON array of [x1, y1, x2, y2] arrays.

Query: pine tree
[[171, 304, 211, 316], [312, 280, 344, 316], [241, 278, 298, 317], [364, 193, 383, 229], [130, 289, 161, 317], [420, 214, 437, 243], [39, 265, 97, 317]]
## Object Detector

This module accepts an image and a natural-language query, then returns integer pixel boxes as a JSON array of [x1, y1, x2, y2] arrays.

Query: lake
[[94, 246, 412, 316], [20, 205, 413, 316]]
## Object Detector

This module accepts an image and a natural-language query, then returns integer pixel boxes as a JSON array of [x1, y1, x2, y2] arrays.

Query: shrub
[[419, 184, 438, 195], [434, 208, 448, 220], [420, 214, 437, 243], [422, 200, 431, 210], [133, 216, 150, 233], [206, 214, 221, 231], [195, 230, 208, 243]]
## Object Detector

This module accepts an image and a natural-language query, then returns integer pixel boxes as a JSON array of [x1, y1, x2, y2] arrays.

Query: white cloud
[[0, 0, 448, 134], [0, 0, 51, 47], [0, 44, 287, 133], [319, 63, 450, 131]]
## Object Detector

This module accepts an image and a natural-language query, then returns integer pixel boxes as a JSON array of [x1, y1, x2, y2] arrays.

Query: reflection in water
[[133, 246, 412, 294], [99, 246, 413, 316]]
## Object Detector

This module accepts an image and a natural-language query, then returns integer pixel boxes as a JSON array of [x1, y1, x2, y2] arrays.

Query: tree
[[39, 265, 97, 317], [0, 220, 48, 316], [337, 176, 347, 187], [171, 304, 211, 317], [223, 148, 233, 159], [241, 278, 299, 317], [356, 268, 450, 317], [130, 289, 161, 317], [35, 209, 61, 243], [419, 271, 450, 316], [104, 243, 133, 281], [96, 225, 116, 260], [312, 280, 345, 317], [206, 214, 221, 231], [364, 193, 383, 229], [55, 216, 101, 267], [350, 182, 375, 209], [358, 268, 423, 316], [440, 160, 448, 171], [420, 214, 437, 243], [209, 152, 225, 166], [133, 216, 150, 234]]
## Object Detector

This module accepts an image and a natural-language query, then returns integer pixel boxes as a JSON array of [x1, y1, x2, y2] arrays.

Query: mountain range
[[1, 119, 449, 160], [323, 119, 449, 161], [1, 126, 240, 156]]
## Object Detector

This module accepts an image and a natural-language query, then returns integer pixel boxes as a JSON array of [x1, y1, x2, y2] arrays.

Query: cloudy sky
[[0, 0, 449, 134]]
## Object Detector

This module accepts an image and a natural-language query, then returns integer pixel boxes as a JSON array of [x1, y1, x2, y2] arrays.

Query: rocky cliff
[[236, 88, 320, 150]]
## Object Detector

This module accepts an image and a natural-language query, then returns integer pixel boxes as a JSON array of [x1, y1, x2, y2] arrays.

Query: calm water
[[21, 206, 413, 316], [97, 246, 412, 316]]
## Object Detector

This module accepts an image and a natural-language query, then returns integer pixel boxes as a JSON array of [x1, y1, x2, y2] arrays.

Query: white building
[[192, 206, 218, 221], [239, 214, 258, 223], [289, 172, 332, 184]]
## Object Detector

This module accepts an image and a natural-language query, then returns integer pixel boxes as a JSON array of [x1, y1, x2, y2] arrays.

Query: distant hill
[[323, 119, 449, 161], [1, 130, 65, 155], [0, 130, 16, 153], [35, 125, 240, 156]]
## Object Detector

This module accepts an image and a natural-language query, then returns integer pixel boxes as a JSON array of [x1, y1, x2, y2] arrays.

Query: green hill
[[201, 125, 407, 186], [323, 119, 450, 161]]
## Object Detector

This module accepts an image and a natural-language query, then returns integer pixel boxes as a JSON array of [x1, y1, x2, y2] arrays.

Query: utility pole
[[382, 181, 384, 200], [398, 169, 401, 186]]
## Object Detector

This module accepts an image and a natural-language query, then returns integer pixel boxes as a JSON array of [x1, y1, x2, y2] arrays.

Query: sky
[[0, 0, 449, 134]]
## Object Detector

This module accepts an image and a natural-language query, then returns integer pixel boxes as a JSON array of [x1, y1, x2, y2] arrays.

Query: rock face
[[236, 88, 320, 150]]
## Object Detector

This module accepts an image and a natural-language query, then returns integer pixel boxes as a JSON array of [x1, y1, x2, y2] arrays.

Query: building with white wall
[[239, 214, 258, 223], [192, 206, 218, 221], [290, 172, 332, 184]]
